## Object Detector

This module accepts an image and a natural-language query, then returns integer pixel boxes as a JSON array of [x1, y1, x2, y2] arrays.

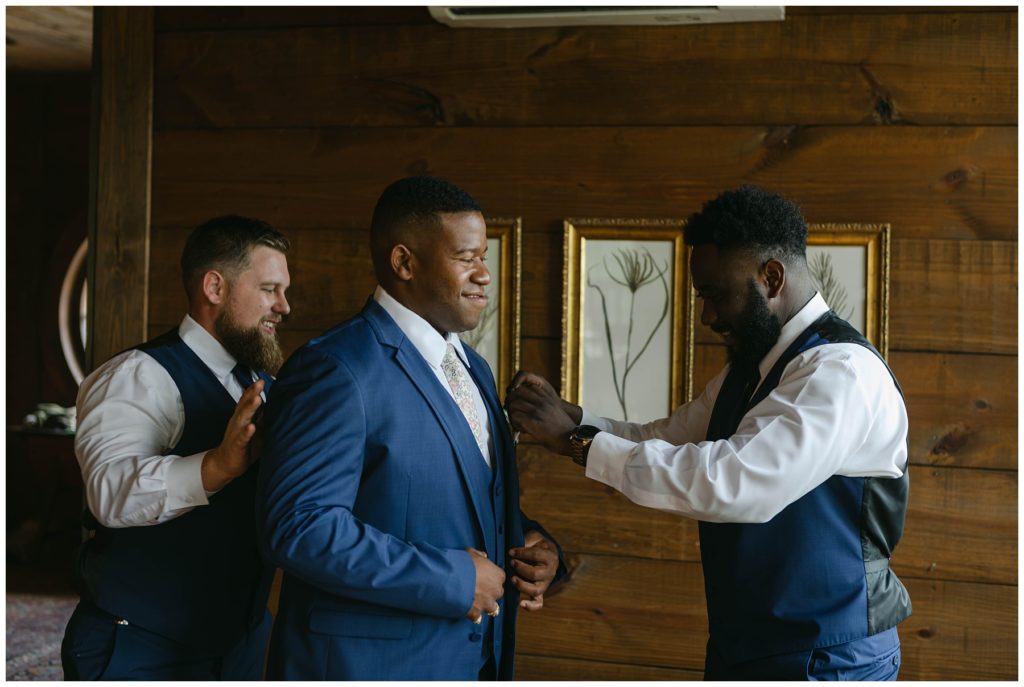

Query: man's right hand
[[465, 547, 505, 623], [201, 379, 265, 492], [505, 371, 582, 456]]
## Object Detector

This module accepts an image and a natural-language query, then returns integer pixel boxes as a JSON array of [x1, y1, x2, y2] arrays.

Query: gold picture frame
[[459, 217, 522, 393], [807, 223, 891, 359], [562, 219, 695, 423]]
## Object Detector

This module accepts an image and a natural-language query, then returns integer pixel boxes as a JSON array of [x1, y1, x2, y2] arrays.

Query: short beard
[[727, 280, 783, 372], [214, 309, 284, 375]]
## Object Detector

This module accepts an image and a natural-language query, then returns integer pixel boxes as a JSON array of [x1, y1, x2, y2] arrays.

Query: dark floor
[[7, 521, 80, 681]]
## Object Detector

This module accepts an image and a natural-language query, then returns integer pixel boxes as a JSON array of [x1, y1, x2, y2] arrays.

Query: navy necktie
[[232, 364, 255, 391], [706, 363, 761, 441]]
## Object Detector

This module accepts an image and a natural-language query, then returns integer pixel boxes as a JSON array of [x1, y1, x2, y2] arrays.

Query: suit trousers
[[61, 600, 272, 680], [704, 627, 901, 681]]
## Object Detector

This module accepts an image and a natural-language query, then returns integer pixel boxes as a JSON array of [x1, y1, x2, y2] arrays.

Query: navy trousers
[[705, 627, 901, 681], [61, 600, 272, 681]]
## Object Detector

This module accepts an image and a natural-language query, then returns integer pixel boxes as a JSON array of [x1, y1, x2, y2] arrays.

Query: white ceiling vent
[[429, 6, 785, 28]]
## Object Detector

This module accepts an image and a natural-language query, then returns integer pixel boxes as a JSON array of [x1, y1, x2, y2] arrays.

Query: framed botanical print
[[807, 223, 891, 358], [459, 217, 522, 393], [562, 219, 695, 423]]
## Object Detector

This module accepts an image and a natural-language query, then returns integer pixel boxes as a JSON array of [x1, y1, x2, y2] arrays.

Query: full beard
[[727, 280, 783, 372], [215, 309, 284, 375]]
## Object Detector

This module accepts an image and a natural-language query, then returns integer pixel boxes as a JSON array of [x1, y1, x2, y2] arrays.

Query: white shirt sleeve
[[74, 350, 211, 528], [584, 345, 907, 524], [580, 366, 726, 444]]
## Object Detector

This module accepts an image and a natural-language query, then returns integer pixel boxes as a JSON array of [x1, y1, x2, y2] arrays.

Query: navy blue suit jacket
[[257, 299, 553, 679]]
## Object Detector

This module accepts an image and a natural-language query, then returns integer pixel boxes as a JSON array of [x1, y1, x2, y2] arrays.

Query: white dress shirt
[[374, 286, 494, 468], [581, 293, 908, 524], [75, 315, 251, 528]]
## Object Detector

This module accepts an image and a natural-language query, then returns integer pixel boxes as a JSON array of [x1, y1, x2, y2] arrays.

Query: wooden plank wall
[[146, 7, 1017, 680]]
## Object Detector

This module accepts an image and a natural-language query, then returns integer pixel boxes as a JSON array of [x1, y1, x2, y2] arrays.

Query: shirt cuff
[[165, 452, 210, 510], [584, 431, 636, 492], [580, 408, 613, 431]]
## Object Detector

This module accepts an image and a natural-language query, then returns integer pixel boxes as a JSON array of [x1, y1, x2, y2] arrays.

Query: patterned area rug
[[6, 593, 77, 681]]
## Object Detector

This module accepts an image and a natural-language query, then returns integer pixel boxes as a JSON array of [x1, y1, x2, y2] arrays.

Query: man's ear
[[202, 270, 227, 305], [763, 259, 786, 299], [390, 244, 415, 282]]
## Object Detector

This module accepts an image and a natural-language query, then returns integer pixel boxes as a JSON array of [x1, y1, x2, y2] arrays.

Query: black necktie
[[232, 364, 255, 390], [706, 363, 761, 441]]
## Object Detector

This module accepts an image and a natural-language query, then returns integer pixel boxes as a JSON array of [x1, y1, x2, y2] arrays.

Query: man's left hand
[[508, 530, 559, 611]]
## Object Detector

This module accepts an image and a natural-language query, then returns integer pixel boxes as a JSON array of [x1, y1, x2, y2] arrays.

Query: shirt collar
[[178, 314, 239, 385], [374, 286, 471, 370], [756, 292, 830, 380]]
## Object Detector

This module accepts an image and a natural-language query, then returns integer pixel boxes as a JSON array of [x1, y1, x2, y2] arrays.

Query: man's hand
[[465, 548, 505, 624], [201, 380, 265, 492], [509, 530, 559, 611], [505, 371, 581, 457]]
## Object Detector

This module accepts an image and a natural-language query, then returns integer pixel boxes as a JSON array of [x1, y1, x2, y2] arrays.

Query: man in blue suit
[[257, 176, 563, 680]]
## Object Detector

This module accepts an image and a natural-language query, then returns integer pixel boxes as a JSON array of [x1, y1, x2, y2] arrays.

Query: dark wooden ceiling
[[7, 6, 92, 72]]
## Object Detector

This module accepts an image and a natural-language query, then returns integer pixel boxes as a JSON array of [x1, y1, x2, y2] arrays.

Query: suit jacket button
[[497, 524, 504, 535], [470, 632, 483, 642]]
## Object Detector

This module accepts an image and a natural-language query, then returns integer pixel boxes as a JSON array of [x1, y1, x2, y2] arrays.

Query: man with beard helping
[[506, 186, 911, 680], [62, 215, 291, 680]]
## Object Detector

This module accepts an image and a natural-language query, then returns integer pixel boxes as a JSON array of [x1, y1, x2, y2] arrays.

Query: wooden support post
[[87, 6, 154, 371]]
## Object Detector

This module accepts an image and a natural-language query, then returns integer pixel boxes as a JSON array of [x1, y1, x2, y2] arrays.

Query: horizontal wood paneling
[[151, 126, 1016, 241], [891, 351, 1018, 469], [516, 554, 710, 670], [519, 449, 1016, 584], [890, 239, 1018, 355], [515, 654, 702, 680], [897, 466, 1017, 584], [154, 12, 1016, 129], [898, 578, 1018, 680], [518, 443, 699, 563], [516, 555, 1017, 679], [150, 226, 1017, 357], [155, 6, 431, 32]]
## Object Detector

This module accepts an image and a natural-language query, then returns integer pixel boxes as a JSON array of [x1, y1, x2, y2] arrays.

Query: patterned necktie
[[440, 343, 489, 460], [232, 363, 255, 390]]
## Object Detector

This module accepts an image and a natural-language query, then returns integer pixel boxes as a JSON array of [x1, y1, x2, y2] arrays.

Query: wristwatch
[[568, 425, 601, 468]]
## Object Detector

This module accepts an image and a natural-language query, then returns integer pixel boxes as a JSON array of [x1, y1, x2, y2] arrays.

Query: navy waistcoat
[[700, 311, 912, 664], [462, 354, 512, 671], [78, 330, 273, 652]]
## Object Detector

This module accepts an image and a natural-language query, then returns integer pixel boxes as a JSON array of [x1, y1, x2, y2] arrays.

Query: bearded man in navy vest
[[256, 176, 564, 680], [61, 215, 291, 680], [507, 186, 911, 680]]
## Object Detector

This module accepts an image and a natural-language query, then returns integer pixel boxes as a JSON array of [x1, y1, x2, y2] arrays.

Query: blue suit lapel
[[464, 350, 511, 478], [362, 300, 494, 544]]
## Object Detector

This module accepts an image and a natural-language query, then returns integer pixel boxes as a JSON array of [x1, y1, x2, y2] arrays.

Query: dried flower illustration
[[588, 248, 669, 421], [809, 252, 853, 320]]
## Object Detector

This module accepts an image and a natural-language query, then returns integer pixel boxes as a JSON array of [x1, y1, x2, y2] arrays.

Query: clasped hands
[[465, 530, 559, 624]]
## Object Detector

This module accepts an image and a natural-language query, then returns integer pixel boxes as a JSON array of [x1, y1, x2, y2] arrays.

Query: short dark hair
[[684, 186, 807, 264], [180, 214, 290, 296], [369, 176, 482, 281]]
